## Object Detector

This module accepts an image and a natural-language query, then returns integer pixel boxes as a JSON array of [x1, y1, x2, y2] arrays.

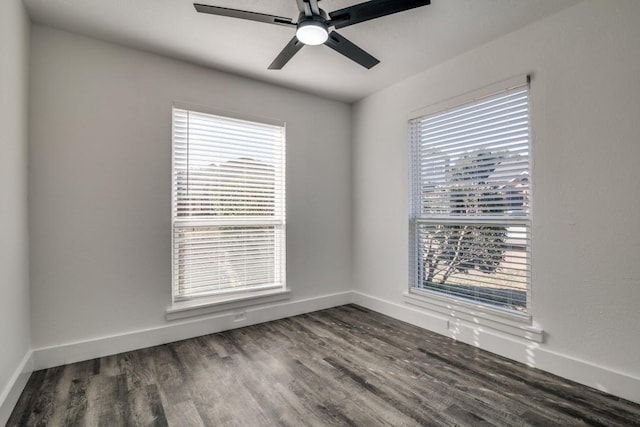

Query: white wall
[[29, 26, 352, 353], [0, 0, 32, 422], [352, 0, 640, 402]]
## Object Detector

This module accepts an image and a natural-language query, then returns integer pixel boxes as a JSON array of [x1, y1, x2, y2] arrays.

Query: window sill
[[166, 288, 291, 321], [403, 289, 544, 343]]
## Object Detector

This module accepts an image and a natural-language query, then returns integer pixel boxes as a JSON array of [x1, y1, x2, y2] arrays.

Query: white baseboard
[[0, 350, 33, 426], [33, 291, 351, 371], [21, 289, 640, 409], [352, 291, 640, 405]]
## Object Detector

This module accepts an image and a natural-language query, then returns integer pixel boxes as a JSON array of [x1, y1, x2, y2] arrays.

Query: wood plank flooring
[[8, 304, 640, 426]]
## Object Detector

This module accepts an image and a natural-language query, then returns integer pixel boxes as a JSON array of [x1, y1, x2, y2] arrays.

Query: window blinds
[[172, 108, 285, 300], [409, 79, 531, 313]]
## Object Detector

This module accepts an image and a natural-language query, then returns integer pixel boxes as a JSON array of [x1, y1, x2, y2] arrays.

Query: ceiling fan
[[194, 0, 431, 70]]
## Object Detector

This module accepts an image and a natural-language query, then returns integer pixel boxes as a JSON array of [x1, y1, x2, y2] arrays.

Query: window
[[172, 106, 285, 303], [409, 77, 531, 314]]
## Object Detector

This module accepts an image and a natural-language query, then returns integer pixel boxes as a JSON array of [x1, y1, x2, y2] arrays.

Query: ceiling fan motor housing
[[296, 10, 329, 45]]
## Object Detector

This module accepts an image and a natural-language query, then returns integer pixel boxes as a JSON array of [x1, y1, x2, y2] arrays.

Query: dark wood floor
[[8, 305, 640, 426]]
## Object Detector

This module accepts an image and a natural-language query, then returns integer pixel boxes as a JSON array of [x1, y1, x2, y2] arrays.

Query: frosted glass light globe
[[296, 21, 328, 45]]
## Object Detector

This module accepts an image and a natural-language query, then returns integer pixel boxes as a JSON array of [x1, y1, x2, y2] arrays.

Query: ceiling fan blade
[[268, 36, 305, 70], [194, 3, 295, 27], [324, 31, 380, 69], [329, 0, 430, 29]]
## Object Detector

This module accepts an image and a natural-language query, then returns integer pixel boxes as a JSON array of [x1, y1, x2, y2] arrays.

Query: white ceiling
[[23, 0, 581, 103]]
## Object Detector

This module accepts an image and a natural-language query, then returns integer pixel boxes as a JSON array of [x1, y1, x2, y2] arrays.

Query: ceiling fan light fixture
[[195, 0, 432, 69], [296, 20, 328, 45]]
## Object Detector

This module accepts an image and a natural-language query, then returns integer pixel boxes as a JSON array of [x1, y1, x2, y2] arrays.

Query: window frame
[[169, 102, 288, 317], [407, 75, 534, 326]]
